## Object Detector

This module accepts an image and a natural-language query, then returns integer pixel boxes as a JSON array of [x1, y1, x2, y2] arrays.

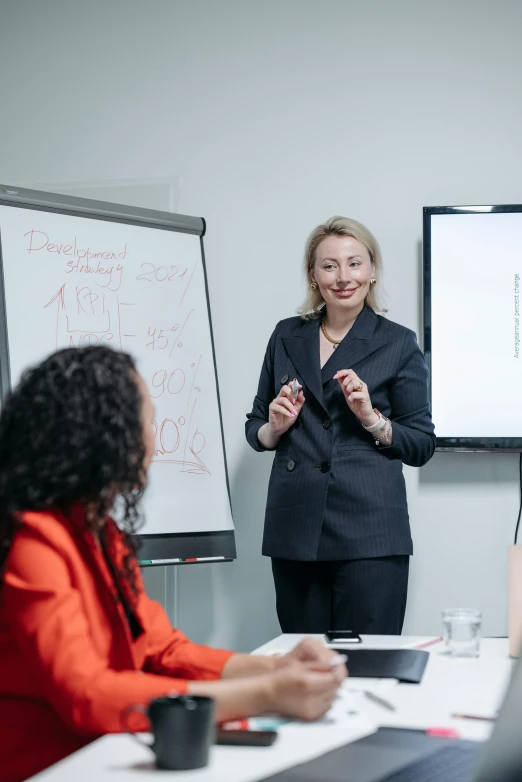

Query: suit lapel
[[321, 306, 388, 383], [282, 318, 329, 415]]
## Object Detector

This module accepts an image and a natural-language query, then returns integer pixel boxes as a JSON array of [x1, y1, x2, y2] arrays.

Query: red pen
[[415, 637, 444, 650], [426, 727, 461, 738]]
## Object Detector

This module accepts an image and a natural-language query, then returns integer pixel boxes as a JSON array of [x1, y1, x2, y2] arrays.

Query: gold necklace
[[321, 319, 342, 349]]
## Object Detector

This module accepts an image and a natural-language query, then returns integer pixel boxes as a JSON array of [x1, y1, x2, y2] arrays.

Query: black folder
[[338, 648, 429, 683]]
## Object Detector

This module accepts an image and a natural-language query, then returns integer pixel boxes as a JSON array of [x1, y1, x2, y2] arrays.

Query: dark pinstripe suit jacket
[[245, 306, 436, 561]]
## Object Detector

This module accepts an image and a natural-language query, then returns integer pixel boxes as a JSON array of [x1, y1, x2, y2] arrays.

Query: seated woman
[[0, 346, 345, 782]]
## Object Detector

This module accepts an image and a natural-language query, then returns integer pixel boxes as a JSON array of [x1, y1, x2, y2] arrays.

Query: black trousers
[[271, 556, 409, 635]]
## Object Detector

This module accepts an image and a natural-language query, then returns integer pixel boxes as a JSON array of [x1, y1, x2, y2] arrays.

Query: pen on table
[[427, 727, 460, 738], [363, 690, 396, 712], [415, 637, 444, 650], [451, 713, 496, 722]]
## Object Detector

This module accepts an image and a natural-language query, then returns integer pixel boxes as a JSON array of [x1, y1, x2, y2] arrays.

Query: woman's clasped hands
[[267, 638, 348, 721]]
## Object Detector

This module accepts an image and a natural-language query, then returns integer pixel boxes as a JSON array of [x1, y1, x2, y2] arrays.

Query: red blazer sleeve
[[3, 523, 228, 736], [141, 595, 234, 680]]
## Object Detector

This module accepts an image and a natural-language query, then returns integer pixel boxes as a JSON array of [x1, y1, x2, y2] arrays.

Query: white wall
[[1, 0, 522, 649]]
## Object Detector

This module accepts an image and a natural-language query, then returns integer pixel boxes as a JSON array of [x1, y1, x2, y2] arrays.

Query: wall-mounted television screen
[[424, 204, 522, 451]]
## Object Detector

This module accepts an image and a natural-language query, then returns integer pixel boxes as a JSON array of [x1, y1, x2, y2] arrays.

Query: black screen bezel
[[424, 203, 522, 452]]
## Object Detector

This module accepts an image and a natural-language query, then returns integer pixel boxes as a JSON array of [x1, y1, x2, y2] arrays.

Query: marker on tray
[[138, 556, 226, 566]]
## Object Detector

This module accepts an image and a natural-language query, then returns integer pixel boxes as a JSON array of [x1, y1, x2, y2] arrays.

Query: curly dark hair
[[0, 345, 146, 592]]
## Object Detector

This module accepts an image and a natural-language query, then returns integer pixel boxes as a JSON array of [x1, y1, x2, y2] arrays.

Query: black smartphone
[[216, 729, 278, 747], [324, 629, 362, 643]]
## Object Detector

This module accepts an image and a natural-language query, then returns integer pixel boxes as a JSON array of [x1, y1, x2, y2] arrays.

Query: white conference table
[[28, 635, 514, 782]]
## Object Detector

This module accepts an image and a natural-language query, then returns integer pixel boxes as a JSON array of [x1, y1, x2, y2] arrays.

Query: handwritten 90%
[[150, 364, 201, 400]]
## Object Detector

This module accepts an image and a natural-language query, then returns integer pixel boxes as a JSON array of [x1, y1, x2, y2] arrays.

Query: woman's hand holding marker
[[267, 378, 305, 437], [291, 378, 299, 404]]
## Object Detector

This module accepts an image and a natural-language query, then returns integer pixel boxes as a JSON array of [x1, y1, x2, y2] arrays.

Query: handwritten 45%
[[146, 326, 180, 351], [146, 311, 194, 356]]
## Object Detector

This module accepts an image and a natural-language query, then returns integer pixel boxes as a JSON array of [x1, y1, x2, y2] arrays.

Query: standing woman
[[246, 217, 435, 635]]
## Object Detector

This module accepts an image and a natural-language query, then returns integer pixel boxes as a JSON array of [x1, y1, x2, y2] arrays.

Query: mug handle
[[121, 704, 153, 749]]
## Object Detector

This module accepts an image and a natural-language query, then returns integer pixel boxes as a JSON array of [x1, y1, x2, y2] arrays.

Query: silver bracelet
[[374, 418, 392, 446]]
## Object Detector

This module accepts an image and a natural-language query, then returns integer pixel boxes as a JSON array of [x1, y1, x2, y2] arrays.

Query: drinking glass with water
[[442, 609, 482, 658]]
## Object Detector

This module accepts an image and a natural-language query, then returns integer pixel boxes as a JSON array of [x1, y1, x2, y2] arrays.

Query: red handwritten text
[[25, 230, 127, 261]]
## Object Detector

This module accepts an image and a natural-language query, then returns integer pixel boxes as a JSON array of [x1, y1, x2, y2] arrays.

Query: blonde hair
[[298, 216, 387, 319]]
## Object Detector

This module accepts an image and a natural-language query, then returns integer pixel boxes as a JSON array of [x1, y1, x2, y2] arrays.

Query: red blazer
[[0, 507, 234, 782]]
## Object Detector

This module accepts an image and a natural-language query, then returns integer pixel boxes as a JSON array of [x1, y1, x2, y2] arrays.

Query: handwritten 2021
[[136, 263, 189, 282]]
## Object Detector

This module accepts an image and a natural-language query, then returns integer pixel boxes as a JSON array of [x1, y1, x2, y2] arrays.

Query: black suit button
[[294, 417, 301, 429], [322, 419, 332, 430], [320, 461, 331, 473], [287, 459, 296, 471], [280, 374, 289, 384]]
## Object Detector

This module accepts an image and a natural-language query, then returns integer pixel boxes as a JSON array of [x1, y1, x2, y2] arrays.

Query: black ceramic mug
[[122, 694, 216, 770]]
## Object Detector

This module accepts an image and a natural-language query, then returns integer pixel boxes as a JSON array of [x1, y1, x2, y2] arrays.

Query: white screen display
[[430, 211, 522, 439]]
